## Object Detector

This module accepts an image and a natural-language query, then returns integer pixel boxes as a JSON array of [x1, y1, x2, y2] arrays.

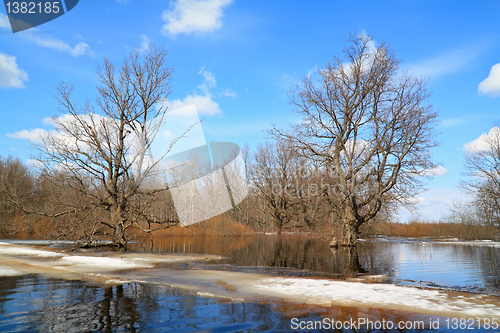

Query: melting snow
[[0, 266, 24, 277], [253, 277, 500, 318], [0, 242, 222, 275], [436, 240, 500, 248], [58, 255, 153, 270], [0, 242, 63, 257], [1, 241, 499, 319]]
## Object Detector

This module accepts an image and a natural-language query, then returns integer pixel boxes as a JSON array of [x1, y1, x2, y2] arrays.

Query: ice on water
[[1, 241, 499, 319]]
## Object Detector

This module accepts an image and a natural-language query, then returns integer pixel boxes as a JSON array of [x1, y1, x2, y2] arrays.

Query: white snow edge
[[254, 277, 500, 318], [0, 266, 24, 277]]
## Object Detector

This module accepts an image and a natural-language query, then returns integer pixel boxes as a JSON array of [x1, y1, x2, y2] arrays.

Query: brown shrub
[[152, 213, 255, 237], [368, 221, 498, 240]]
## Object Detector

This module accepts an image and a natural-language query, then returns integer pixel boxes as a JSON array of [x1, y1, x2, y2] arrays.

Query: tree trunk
[[329, 246, 366, 276], [112, 223, 127, 248], [330, 221, 360, 247], [330, 204, 362, 247], [111, 208, 127, 248]]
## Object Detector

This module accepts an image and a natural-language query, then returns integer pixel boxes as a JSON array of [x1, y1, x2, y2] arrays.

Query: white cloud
[[0, 13, 10, 29], [464, 126, 500, 153], [198, 67, 216, 93], [306, 65, 318, 78], [408, 196, 427, 205], [397, 187, 466, 222], [162, 0, 233, 36], [7, 128, 47, 142], [165, 67, 237, 116], [421, 165, 448, 177], [315, 33, 379, 82], [344, 139, 370, 158], [219, 87, 237, 98], [406, 48, 479, 78], [167, 94, 221, 116], [357, 32, 377, 71], [0, 53, 28, 88], [137, 35, 151, 53], [26, 159, 44, 168], [478, 63, 500, 97], [42, 116, 56, 125], [1, 14, 92, 57], [8, 114, 112, 148], [337, 32, 378, 77], [163, 129, 173, 138], [280, 73, 299, 89], [440, 117, 464, 128], [10, 114, 159, 170], [20, 31, 92, 57]]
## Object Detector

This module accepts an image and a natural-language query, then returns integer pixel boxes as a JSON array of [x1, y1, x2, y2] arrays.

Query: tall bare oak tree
[[464, 126, 500, 229], [272, 34, 438, 246], [33, 46, 181, 247]]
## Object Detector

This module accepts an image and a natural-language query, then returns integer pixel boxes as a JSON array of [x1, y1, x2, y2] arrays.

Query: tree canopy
[[271, 34, 438, 246]]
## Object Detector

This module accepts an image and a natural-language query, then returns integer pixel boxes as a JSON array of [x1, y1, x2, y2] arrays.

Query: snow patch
[[0, 244, 62, 257], [58, 256, 153, 270], [0, 266, 24, 276], [254, 277, 500, 318], [436, 240, 500, 248], [197, 291, 216, 298], [105, 279, 132, 285]]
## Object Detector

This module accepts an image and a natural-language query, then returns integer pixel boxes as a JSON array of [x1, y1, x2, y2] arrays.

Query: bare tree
[[0, 156, 34, 236], [0, 156, 33, 211], [32, 46, 183, 247], [251, 140, 331, 233], [251, 141, 301, 232], [464, 126, 500, 229], [473, 181, 500, 229], [271, 34, 438, 246]]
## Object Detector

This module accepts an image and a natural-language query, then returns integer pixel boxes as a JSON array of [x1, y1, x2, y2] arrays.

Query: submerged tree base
[[78, 241, 128, 251], [329, 239, 358, 248], [330, 223, 360, 247]]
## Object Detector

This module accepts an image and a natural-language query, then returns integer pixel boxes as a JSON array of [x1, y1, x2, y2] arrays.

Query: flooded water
[[130, 235, 500, 295], [0, 274, 293, 332], [1, 235, 499, 332]]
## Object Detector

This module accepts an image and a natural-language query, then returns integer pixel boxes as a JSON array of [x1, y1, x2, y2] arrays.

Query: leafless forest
[[0, 36, 499, 245]]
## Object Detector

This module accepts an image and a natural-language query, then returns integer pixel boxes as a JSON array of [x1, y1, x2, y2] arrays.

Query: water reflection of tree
[[329, 247, 366, 276], [479, 247, 500, 290], [96, 285, 140, 332], [358, 241, 398, 277], [0, 276, 298, 332], [134, 235, 398, 277], [38, 283, 151, 332], [0, 276, 156, 332], [447, 244, 500, 292], [379, 241, 500, 293], [0, 275, 23, 317]]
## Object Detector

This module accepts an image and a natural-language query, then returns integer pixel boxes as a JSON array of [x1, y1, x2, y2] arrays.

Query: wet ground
[[0, 236, 499, 332]]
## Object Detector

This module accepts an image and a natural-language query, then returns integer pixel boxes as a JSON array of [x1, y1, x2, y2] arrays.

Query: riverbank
[[1, 241, 499, 322]]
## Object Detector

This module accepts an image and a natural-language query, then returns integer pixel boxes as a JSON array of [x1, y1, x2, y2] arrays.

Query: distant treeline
[[365, 221, 499, 240], [3, 38, 500, 247], [1, 155, 499, 241]]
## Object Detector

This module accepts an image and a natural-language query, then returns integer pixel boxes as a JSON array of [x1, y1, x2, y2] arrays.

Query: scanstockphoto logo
[[165, 141, 248, 227], [148, 104, 248, 227], [3, 0, 79, 33]]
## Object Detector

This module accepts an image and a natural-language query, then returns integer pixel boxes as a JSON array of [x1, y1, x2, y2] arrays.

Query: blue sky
[[1, 0, 500, 221]]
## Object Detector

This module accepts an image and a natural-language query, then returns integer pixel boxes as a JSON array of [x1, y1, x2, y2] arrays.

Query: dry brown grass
[[3, 210, 255, 242], [151, 213, 255, 237], [368, 221, 498, 240]]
